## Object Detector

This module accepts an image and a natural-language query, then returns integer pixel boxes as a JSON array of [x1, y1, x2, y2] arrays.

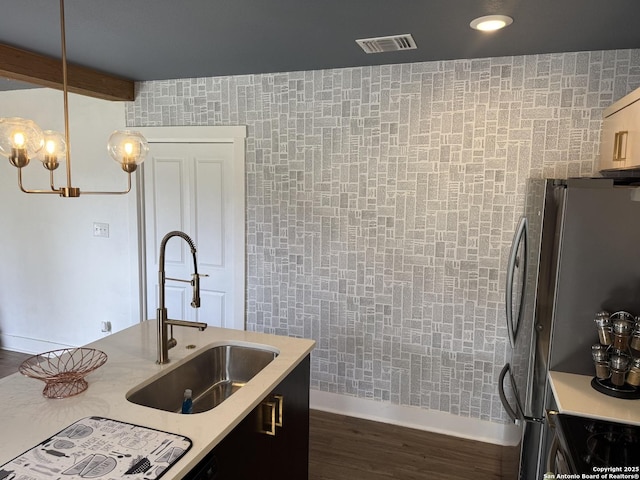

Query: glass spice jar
[[627, 358, 640, 387], [611, 313, 634, 351], [631, 319, 640, 351], [594, 311, 612, 346], [592, 344, 610, 379], [610, 353, 631, 386]]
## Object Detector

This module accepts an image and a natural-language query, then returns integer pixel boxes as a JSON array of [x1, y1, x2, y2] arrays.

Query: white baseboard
[[310, 390, 521, 446], [0, 334, 74, 355]]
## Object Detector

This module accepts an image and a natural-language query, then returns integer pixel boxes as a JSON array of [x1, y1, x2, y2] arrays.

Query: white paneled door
[[140, 127, 246, 330]]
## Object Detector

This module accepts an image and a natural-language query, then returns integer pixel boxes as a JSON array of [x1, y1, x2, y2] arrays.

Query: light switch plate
[[93, 222, 109, 238]]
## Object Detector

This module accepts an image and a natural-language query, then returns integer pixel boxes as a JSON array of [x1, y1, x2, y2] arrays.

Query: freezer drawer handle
[[506, 216, 528, 349], [498, 363, 544, 425]]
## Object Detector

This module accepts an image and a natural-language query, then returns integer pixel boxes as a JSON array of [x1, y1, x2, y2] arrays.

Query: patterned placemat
[[0, 416, 192, 480]]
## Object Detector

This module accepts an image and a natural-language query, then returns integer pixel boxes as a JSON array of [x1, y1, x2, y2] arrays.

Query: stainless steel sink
[[126, 344, 278, 413]]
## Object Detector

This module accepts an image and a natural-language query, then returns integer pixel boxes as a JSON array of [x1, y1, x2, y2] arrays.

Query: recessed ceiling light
[[470, 15, 513, 32]]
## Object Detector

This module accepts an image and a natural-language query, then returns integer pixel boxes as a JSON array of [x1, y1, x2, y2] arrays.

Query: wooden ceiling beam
[[0, 43, 134, 102]]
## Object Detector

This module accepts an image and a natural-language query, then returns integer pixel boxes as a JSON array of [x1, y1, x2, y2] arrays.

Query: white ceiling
[[2, 0, 640, 89]]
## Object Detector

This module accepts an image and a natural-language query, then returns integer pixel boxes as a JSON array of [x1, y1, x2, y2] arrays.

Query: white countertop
[[0, 321, 315, 478], [549, 370, 640, 426]]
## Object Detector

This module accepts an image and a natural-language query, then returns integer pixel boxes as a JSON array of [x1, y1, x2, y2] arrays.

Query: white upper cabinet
[[600, 87, 640, 172]]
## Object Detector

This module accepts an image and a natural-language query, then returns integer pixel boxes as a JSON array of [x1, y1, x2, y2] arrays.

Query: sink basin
[[126, 343, 278, 413]]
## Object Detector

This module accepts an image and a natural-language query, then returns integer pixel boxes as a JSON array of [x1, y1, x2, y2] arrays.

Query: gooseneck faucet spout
[[157, 230, 208, 364]]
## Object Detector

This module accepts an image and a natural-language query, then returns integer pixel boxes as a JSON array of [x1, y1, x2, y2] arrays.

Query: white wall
[[0, 88, 141, 352]]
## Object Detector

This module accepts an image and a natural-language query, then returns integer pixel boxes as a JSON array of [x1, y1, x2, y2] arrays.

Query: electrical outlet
[[93, 222, 109, 238]]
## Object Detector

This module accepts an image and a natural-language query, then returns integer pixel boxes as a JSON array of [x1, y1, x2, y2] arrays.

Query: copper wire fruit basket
[[19, 348, 108, 399]]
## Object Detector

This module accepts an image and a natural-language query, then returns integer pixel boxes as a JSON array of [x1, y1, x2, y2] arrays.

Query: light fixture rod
[[60, 0, 73, 192]]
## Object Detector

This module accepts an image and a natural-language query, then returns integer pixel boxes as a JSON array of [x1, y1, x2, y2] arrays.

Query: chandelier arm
[[80, 172, 132, 195], [50, 169, 58, 191], [17, 168, 62, 195]]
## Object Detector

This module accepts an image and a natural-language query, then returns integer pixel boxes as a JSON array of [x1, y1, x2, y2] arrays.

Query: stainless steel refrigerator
[[499, 177, 640, 479]]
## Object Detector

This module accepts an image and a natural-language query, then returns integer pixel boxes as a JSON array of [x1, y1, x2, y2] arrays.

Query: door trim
[[135, 126, 247, 328]]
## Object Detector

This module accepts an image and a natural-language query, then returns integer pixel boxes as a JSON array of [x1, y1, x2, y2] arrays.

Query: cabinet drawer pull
[[257, 394, 284, 436], [273, 394, 284, 427], [613, 130, 628, 161]]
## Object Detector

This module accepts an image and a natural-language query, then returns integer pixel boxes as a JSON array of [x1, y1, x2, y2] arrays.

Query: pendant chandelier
[[0, 0, 148, 197]]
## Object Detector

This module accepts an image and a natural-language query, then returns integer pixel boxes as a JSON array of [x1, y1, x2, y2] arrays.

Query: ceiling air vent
[[356, 34, 417, 54]]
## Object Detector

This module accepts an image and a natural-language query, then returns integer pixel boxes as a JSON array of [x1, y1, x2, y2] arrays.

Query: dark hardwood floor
[[0, 349, 30, 378], [309, 410, 513, 480], [0, 349, 513, 479]]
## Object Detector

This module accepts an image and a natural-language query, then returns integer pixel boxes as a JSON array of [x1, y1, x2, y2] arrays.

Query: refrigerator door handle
[[498, 363, 519, 422], [505, 216, 528, 349], [498, 363, 544, 424]]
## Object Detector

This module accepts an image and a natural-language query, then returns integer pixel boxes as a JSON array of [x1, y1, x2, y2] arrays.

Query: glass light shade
[[37, 130, 66, 170], [107, 130, 149, 173], [0, 117, 44, 159], [42, 130, 66, 156]]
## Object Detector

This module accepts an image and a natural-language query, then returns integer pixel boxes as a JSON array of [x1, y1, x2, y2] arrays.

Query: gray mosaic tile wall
[[127, 49, 640, 424]]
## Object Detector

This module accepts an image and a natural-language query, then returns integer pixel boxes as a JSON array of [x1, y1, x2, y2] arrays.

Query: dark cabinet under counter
[[185, 354, 311, 479], [550, 412, 640, 475]]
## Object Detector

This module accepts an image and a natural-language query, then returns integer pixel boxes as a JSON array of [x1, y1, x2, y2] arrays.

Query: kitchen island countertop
[[0, 320, 315, 478]]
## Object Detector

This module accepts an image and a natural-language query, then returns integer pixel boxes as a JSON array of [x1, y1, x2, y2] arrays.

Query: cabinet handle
[[257, 394, 284, 436], [273, 394, 284, 427], [613, 131, 628, 161]]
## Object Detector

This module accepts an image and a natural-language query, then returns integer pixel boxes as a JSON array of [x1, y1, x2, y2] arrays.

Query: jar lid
[[612, 317, 633, 333], [610, 354, 630, 369]]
